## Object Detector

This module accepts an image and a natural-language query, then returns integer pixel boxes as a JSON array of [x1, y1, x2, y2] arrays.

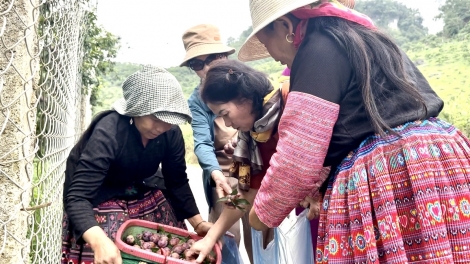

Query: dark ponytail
[[201, 60, 273, 117]]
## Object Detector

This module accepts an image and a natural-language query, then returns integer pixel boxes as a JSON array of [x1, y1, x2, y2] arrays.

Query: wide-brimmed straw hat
[[180, 24, 236, 67], [112, 65, 192, 125], [238, 0, 355, 62]]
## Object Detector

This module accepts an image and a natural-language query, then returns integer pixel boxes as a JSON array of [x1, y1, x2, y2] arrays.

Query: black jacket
[[63, 111, 199, 242]]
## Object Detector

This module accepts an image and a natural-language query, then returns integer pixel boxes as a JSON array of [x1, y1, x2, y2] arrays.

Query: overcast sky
[[96, 0, 444, 67]]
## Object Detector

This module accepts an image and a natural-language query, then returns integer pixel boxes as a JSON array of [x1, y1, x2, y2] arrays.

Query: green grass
[[180, 123, 198, 164], [92, 85, 122, 114], [406, 38, 470, 136]]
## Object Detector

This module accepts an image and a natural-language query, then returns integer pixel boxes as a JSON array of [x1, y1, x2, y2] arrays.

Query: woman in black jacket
[[61, 65, 211, 264]]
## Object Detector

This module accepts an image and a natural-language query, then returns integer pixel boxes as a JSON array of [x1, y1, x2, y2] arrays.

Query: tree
[[226, 36, 236, 46], [80, 11, 120, 130], [436, 0, 470, 37], [228, 27, 253, 58], [355, 0, 428, 45]]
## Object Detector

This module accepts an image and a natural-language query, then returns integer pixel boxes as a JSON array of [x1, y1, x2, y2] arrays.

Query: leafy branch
[[217, 189, 250, 212]]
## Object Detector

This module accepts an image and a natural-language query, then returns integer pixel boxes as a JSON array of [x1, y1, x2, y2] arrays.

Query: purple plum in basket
[[172, 245, 184, 254], [179, 242, 189, 250], [169, 237, 180, 247], [206, 254, 216, 264], [142, 231, 153, 242], [187, 239, 195, 247], [184, 249, 196, 261], [157, 238, 168, 248], [142, 241, 155, 250], [125, 235, 135, 245], [161, 247, 171, 256], [149, 233, 161, 243]]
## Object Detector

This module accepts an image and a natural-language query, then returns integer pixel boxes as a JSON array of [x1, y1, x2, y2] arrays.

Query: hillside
[[95, 24, 470, 164], [406, 35, 470, 135]]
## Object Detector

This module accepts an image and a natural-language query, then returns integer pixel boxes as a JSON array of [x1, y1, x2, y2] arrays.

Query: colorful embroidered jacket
[[254, 24, 443, 228]]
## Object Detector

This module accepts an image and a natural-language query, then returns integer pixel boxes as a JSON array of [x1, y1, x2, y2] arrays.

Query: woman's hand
[[195, 221, 213, 237], [249, 206, 269, 231], [190, 236, 217, 263], [211, 170, 232, 199], [299, 195, 321, 220], [223, 137, 238, 155], [91, 238, 122, 264], [83, 226, 122, 264]]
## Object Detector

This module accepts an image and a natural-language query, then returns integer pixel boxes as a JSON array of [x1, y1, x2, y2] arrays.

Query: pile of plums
[[124, 229, 216, 263]]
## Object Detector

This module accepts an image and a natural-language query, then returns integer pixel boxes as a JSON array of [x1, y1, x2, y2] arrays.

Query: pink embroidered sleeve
[[254, 92, 339, 228]]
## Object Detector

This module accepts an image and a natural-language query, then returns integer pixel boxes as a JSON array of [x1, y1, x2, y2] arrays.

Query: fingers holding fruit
[[91, 236, 122, 264], [190, 237, 216, 264]]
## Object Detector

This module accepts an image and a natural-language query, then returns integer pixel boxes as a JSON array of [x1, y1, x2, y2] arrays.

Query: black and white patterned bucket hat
[[112, 65, 192, 125]]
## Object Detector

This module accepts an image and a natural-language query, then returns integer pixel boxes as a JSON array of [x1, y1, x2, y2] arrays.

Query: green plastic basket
[[121, 251, 161, 264]]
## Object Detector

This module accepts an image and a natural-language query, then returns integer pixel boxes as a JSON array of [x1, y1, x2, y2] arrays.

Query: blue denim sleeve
[[188, 91, 221, 177]]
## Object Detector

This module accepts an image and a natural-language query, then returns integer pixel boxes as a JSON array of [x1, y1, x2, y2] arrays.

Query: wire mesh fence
[[0, 0, 89, 263]]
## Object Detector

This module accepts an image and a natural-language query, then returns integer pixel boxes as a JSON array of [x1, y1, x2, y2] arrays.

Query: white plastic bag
[[251, 227, 279, 264], [276, 209, 314, 264]]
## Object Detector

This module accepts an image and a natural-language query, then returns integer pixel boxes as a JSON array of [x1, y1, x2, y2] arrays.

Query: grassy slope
[[406, 39, 470, 135]]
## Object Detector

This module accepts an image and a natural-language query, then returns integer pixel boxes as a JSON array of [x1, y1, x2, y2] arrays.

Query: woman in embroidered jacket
[[233, 0, 470, 263]]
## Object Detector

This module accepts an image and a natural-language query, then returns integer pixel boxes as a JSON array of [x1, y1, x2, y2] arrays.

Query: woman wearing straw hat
[[61, 65, 211, 264], [235, 0, 470, 263], [181, 24, 254, 262]]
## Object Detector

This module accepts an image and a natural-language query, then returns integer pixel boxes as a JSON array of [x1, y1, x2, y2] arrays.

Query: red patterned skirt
[[61, 189, 186, 264], [316, 118, 470, 263]]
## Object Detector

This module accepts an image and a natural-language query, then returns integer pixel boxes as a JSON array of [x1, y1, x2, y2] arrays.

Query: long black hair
[[311, 16, 427, 136], [264, 15, 427, 137], [201, 60, 273, 118]]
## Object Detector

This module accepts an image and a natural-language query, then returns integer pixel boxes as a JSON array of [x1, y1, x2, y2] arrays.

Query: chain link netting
[[0, 0, 89, 263]]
